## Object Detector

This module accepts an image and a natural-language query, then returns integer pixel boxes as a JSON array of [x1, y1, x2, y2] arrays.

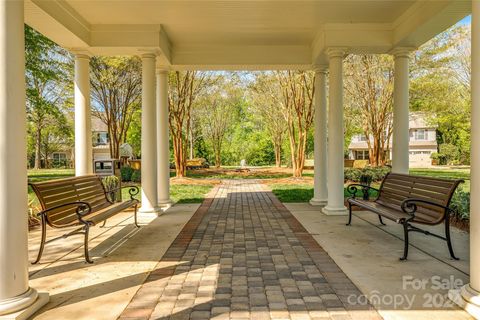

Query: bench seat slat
[[29, 175, 140, 264], [354, 172, 463, 225]]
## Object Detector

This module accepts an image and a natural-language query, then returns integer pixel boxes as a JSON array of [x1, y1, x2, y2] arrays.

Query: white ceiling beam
[[311, 24, 393, 64], [173, 45, 311, 70], [89, 24, 172, 64], [26, 0, 172, 63], [392, 0, 471, 48], [26, 0, 90, 48]]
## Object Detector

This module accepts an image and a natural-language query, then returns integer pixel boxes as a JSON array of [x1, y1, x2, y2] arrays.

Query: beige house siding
[[348, 113, 438, 168]]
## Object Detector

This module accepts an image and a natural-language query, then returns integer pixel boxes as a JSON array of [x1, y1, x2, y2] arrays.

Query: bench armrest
[[105, 185, 140, 202], [346, 184, 380, 200], [39, 201, 92, 225], [400, 198, 456, 218]]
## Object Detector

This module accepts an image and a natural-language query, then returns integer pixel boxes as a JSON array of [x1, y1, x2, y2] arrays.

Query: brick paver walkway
[[119, 180, 381, 320]]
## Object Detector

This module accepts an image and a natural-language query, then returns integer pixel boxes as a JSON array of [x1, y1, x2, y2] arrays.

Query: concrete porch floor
[[286, 203, 472, 320], [25, 182, 473, 320], [28, 203, 201, 320]]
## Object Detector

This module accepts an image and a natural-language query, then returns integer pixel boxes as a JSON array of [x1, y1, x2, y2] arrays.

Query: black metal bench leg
[[100, 220, 107, 228], [400, 221, 409, 261], [32, 215, 47, 264], [378, 215, 386, 226], [84, 224, 94, 264], [134, 203, 140, 228], [346, 203, 353, 226], [445, 217, 459, 260]]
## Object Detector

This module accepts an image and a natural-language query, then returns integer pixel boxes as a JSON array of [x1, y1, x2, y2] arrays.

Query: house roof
[[91, 115, 108, 132], [409, 112, 436, 129], [25, 0, 470, 70]]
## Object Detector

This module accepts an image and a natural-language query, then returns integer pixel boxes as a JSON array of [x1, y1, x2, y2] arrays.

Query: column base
[[138, 206, 162, 218], [309, 198, 327, 206], [158, 199, 173, 211], [449, 284, 480, 319], [0, 289, 48, 320], [322, 205, 348, 216]]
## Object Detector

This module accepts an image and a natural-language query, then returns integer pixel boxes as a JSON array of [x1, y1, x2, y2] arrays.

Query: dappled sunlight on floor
[[285, 202, 473, 320], [28, 204, 200, 320]]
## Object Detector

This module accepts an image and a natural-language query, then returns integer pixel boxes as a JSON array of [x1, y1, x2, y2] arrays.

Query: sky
[[459, 15, 471, 25]]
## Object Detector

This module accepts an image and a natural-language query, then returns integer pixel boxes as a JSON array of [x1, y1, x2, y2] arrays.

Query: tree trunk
[[215, 151, 221, 168], [189, 128, 194, 160], [34, 128, 42, 169], [274, 143, 281, 167], [173, 135, 185, 177]]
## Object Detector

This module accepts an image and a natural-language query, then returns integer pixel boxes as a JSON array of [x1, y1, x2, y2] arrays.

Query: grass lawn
[[179, 169, 294, 180], [27, 168, 75, 183], [270, 184, 379, 203], [121, 184, 213, 204]]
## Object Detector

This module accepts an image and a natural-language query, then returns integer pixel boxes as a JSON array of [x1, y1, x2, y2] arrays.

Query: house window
[[356, 135, 368, 142], [355, 150, 369, 160], [95, 132, 109, 145], [52, 152, 67, 166], [414, 129, 427, 141], [53, 152, 67, 162]]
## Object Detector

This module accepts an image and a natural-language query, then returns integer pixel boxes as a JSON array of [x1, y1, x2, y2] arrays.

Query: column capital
[[313, 65, 328, 74], [326, 47, 348, 59], [141, 52, 157, 59], [139, 49, 161, 59], [390, 47, 415, 58], [156, 67, 170, 75], [73, 53, 92, 60], [70, 49, 92, 59]]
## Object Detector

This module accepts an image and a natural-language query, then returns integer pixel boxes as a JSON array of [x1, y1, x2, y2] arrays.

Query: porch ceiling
[[25, 0, 470, 70]]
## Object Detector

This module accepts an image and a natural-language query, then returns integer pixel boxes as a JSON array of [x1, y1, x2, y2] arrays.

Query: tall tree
[[25, 25, 73, 169], [276, 71, 315, 177], [168, 71, 209, 177], [249, 73, 287, 167], [197, 76, 240, 168], [410, 24, 471, 164], [90, 56, 142, 159], [344, 54, 394, 166]]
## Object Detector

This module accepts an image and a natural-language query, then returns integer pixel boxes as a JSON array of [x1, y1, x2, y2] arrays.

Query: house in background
[[91, 116, 112, 160], [348, 113, 438, 168]]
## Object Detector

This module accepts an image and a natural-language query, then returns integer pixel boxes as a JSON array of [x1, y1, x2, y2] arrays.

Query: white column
[[322, 48, 347, 216], [310, 66, 328, 206], [139, 54, 160, 214], [74, 54, 93, 176], [0, 1, 48, 318], [448, 2, 480, 317], [391, 48, 411, 175], [156, 69, 172, 208]]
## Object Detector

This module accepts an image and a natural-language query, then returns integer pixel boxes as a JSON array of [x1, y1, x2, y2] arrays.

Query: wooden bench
[[346, 173, 463, 260], [30, 175, 140, 264]]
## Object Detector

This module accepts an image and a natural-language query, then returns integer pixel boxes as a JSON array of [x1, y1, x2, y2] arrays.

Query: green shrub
[[439, 143, 460, 165], [450, 188, 470, 221], [102, 175, 121, 202], [344, 167, 390, 183], [121, 166, 134, 182], [344, 168, 362, 182], [131, 169, 141, 183]]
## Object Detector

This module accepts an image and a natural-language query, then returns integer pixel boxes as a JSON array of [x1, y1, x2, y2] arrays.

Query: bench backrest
[[376, 173, 463, 224], [30, 175, 109, 227]]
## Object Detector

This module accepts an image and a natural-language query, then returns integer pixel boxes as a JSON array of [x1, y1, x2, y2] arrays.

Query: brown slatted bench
[[30, 175, 140, 264], [346, 173, 464, 260]]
